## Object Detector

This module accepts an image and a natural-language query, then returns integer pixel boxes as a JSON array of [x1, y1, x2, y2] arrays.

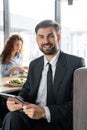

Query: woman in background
[[0, 34, 28, 76]]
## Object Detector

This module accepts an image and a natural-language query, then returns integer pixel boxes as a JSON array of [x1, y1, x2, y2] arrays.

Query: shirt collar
[[44, 50, 60, 67]]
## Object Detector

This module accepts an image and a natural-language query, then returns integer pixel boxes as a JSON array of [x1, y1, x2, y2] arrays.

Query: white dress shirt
[[0, 53, 22, 76], [36, 51, 60, 122]]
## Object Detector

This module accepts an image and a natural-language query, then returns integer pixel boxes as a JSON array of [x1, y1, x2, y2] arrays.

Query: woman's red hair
[[0, 34, 23, 64]]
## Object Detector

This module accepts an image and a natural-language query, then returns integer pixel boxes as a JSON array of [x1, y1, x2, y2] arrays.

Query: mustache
[[41, 42, 52, 47]]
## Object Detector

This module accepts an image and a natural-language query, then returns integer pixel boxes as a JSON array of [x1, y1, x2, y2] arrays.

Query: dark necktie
[[47, 63, 54, 105]]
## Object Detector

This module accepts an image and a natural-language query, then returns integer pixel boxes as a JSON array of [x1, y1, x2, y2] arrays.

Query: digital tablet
[[0, 92, 24, 104]]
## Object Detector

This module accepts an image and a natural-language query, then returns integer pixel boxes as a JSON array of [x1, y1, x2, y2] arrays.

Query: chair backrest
[[73, 67, 87, 130]]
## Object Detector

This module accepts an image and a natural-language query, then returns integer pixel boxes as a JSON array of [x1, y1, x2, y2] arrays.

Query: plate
[[20, 72, 28, 78], [7, 78, 26, 87]]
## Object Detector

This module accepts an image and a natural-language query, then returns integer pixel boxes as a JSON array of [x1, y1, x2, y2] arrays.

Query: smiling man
[[2, 20, 85, 130], [36, 20, 60, 60]]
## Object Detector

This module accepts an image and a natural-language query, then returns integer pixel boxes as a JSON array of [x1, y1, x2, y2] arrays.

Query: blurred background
[[0, 0, 87, 66]]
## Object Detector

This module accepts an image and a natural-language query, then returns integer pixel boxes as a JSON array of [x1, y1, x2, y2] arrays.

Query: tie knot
[[47, 62, 52, 73], [47, 62, 51, 68]]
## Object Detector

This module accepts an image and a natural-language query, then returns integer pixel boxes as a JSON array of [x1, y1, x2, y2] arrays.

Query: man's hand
[[23, 103, 46, 119], [7, 97, 23, 111]]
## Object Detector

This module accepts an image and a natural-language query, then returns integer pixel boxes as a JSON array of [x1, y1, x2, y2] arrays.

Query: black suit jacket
[[19, 51, 85, 130]]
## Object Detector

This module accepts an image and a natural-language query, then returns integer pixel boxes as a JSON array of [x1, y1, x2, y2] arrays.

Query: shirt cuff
[[43, 106, 51, 123]]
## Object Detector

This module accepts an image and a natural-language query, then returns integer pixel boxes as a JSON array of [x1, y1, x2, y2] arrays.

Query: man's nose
[[43, 37, 49, 43]]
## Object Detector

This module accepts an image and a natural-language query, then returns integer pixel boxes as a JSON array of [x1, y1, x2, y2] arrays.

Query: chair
[[73, 67, 87, 130]]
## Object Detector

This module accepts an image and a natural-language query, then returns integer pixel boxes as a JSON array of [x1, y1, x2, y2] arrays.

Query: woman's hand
[[9, 66, 25, 74]]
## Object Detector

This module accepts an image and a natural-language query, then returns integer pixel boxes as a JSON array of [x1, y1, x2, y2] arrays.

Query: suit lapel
[[54, 51, 67, 96], [34, 57, 44, 91], [31, 53, 67, 99]]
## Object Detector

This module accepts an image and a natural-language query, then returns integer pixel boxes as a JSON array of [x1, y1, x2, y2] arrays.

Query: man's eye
[[39, 37, 43, 39], [37, 36, 44, 40], [48, 34, 54, 38]]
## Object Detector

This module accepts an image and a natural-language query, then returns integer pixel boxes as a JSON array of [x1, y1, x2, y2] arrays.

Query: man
[[2, 20, 85, 130]]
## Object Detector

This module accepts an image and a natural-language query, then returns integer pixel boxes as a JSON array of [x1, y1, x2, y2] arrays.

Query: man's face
[[36, 27, 60, 55]]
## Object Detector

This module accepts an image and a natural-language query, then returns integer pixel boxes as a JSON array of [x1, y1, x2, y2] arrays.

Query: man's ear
[[57, 34, 61, 42]]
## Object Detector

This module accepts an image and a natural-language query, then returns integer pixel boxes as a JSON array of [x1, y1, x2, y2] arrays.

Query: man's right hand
[[6, 97, 23, 111]]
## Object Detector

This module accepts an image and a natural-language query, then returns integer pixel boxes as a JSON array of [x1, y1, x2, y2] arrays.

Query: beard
[[39, 44, 58, 55]]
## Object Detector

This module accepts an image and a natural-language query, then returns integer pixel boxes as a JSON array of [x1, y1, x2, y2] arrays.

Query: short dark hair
[[35, 19, 61, 34]]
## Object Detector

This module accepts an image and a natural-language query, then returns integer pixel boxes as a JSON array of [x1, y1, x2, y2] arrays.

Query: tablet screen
[[0, 92, 24, 104]]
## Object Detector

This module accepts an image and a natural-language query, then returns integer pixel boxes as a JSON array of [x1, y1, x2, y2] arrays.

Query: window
[[1, 0, 87, 66], [9, 0, 55, 65], [0, 0, 4, 54], [61, 0, 87, 65]]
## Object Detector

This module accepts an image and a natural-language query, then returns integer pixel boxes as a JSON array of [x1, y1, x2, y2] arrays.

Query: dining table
[[0, 75, 26, 93], [0, 74, 27, 128]]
